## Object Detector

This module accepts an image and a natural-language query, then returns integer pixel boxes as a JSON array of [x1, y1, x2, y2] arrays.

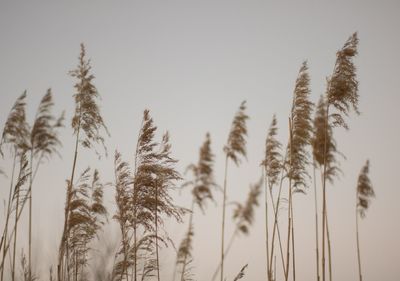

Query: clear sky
[[1, 1, 399, 280]]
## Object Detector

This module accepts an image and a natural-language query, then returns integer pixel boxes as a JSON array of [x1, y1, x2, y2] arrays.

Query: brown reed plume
[[113, 151, 134, 281], [285, 61, 313, 281], [176, 133, 215, 281], [0, 90, 63, 281], [321, 32, 359, 281], [0, 92, 30, 281], [129, 110, 183, 281], [58, 43, 108, 281], [66, 168, 107, 281], [232, 264, 248, 281], [28, 89, 64, 279], [220, 101, 248, 281], [262, 115, 286, 281], [355, 160, 374, 281], [175, 223, 194, 281], [12, 153, 30, 281], [311, 96, 343, 281], [211, 179, 261, 281]]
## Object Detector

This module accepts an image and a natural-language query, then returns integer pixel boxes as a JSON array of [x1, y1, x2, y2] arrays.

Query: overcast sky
[[1, 1, 400, 280]]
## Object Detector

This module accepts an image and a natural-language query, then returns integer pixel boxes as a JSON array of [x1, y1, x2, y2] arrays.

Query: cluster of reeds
[[0, 33, 376, 281]]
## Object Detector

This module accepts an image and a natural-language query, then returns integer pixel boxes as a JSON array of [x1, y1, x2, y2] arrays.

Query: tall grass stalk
[[355, 160, 374, 281], [212, 179, 262, 281], [321, 33, 359, 281], [285, 61, 313, 281], [58, 43, 108, 281], [220, 101, 248, 281]]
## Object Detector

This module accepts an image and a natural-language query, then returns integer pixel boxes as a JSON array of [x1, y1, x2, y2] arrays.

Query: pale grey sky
[[1, 1, 399, 280]]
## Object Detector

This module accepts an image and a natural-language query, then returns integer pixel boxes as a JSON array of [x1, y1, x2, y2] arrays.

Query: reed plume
[[232, 178, 262, 235], [113, 151, 133, 280], [67, 168, 107, 281], [312, 96, 341, 182], [176, 133, 215, 281], [262, 115, 284, 281], [285, 61, 313, 281], [0, 92, 30, 281], [220, 101, 248, 281], [58, 43, 108, 281], [287, 61, 313, 191], [321, 33, 359, 281], [130, 110, 183, 281], [175, 223, 194, 281], [29, 89, 64, 279], [0, 91, 30, 155], [211, 179, 261, 281], [327, 33, 359, 130], [263, 115, 282, 188], [232, 264, 248, 281], [312, 95, 345, 281], [355, 160, 374, 281]]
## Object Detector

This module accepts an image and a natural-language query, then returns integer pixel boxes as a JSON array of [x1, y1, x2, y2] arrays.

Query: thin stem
[[211, 228, 239, 281], [28, 150, 33, 281], [180, 200, 195, 281], [285, 185, 292, 281], [58, 117, 81, 281], [220, 155, 229, 281], [12, 155, 24, 281], [155, 180, 160, 281], [321, 104, 330, 281], [268, 180, 287, 278], [356, 196, 362, 281], [285, 118, 293, 281], [326, 211, 332, 281], [291, 196, 296, 281], [133, 119, 143, 281], [264, 168, 271, 281], [269, 166, 288, 278], [0, 150, 17, 281], [313, 165, 320, 281]]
